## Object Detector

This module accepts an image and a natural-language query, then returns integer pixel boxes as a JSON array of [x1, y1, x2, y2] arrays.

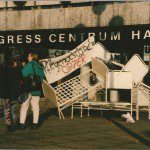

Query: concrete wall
[[0, 1, 93, 8], [0, 2, 149, 31], [0, 1, 59, 7]]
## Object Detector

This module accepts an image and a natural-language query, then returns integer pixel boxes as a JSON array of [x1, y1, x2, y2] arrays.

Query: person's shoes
[[30, 123, 39, 130], [7, 125, 14, 134], [18, 123, 26, 130]]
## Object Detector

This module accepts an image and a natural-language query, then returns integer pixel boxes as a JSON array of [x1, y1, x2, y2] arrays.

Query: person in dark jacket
[[0, 61, 21, 134], [19, 53, 45, 130]]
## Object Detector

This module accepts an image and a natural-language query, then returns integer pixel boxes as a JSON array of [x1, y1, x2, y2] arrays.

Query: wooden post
[[81, 104, 83, 118], [136, 89, 139, 120], [87, 106, 90, 117], [136, 105, 139, 120], [71, 105, 74, 118], [131, 89, 133, 116], [58, 107, 62, 119], [101, 110, 103, 116]]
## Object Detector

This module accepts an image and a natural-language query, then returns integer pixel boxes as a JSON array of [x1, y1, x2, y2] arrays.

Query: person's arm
[[21, 63, 32, 77]]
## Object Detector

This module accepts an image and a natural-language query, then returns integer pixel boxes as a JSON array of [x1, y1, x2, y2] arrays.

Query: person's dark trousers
[[2, 99, 14, 133]]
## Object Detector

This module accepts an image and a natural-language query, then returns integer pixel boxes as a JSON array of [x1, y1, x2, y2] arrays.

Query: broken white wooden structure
[[71, 54, 149, 120], [42, 59, 105, 119], [121, 54, 149, 120], [71, 57, 133, 118], [42, 37, 149, 120]]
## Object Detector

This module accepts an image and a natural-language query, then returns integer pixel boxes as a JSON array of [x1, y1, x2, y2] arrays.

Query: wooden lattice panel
[[54, 69, 104, 108], [42, 58, 106, 119]]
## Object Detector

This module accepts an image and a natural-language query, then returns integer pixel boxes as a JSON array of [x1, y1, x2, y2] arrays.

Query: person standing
[[0, 61, 21, 134], [20, 53, 45, 130]]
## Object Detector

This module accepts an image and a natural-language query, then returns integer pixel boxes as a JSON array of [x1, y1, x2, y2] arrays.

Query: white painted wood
[[123, 54, 148, 85], [110, 90, 119, 102], [107, 71, 133, 89], [42, 58, 105, 119], [137, 84, 150, 106], [0, 1, 6, 8]]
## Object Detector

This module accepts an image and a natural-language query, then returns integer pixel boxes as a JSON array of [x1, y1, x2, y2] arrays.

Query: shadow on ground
[[143, 131, 150, 138], [0, 105, 150, 149]]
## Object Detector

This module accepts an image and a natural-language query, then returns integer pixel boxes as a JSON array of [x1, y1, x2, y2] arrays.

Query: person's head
[[13, 61, 17, 67], [28, 53, 38, 62]]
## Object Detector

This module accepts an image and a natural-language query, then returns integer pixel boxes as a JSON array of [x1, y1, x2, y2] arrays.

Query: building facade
[[0, 1, 149, 68]]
